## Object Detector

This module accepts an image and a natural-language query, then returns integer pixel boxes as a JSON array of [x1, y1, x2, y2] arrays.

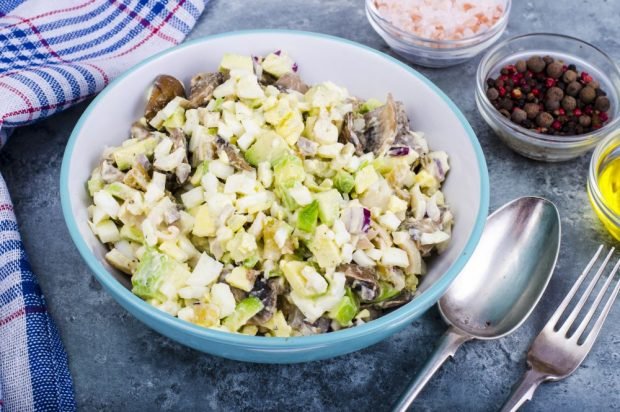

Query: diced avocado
[[87, 168, 104, 197], [261, 52, 294, 78], [262, 310, 292, 337], [308, 225, 341, 269], [315, 189, 342, 226], [273, 155, 306, 210], [94, 220, 120, 243], [297, 200, 319, 233], [105, 248, 136, 275], [354, 164, 379, 194], [273, 155, 305, 187], [243, 255, 259, 269], [132, 248, 189, 301], [244, 131, 290, 167], [415, 169, 440, 193], [334, 170, 355, 194], [373, 281, 401, 303], [190, 161, 209, 186], [104, 181, 139, 200], [226, 231, 259, 263], [282, 261, 309, 296], [162, 106, 186, 130], [372, 157, 395, 175], [222, 296, 264, 332], [192, 204, 216, 237], [329, 288, 359, 326], [112, 136, 159, 171], [120, 224, 144, 244], [219, 53, 254, 73], [359, 98, 383, 114], [225, 267, 255, 292]]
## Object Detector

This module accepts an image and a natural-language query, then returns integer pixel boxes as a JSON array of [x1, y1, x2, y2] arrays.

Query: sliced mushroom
[[395, 130, 429, 155], [169, 128, 191, 185], [230, 286, 249, 303], [363, 94, 397, 156], [215, 137, 253, 171], [144, 75, 185, 121], [189, 72, 224, 108], [337, 263, 380, 302], [274, 72, 309, 94], [399, 217, 442, 256], [392, 232, 422, 276], [130, 120, 151, 140], [100, 160, 125, 183], [123, 155, 151, 191], [340, 112, 365, 155], [373, 290, 413, 310], [394, 100, 411, 138], [250, 276, 279, 324]]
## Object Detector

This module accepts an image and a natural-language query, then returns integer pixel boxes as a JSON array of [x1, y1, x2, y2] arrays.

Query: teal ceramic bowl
[[60, 30, 489, 363]]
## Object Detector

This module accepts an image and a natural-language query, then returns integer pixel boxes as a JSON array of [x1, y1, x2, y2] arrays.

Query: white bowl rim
[[60, 29, 490, 348]]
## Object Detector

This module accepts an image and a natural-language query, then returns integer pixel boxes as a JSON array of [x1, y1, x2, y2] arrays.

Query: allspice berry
[[562, 70, 577, 84], [545, 99, 560, 111], [566, 81, 582, 97], [526, 56, 546, 73], [579, 86, 596, 104], [546, 87, 564, 101], [524, 103, 540, 119], [487, 88, 499, 101], [511, 108, 527, 124], [499, 98, 513, 111], [594, 96, 610, 112], [561, 96, 577, 111], [546, 62, 564, 78], [579, 115, 592, 127], [536, 112, 554, 128], [516, 60, 527, 73]]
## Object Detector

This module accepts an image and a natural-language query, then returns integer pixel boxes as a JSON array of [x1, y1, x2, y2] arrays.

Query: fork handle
[[392, 326, 472, 412], [500, 368, 547, 412]]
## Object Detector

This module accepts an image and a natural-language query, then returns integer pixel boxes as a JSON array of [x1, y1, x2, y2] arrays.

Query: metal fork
[[500, 245, 620, 412]]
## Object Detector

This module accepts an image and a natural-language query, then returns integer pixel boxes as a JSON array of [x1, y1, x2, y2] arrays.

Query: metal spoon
[[393, 196, 561, 411]]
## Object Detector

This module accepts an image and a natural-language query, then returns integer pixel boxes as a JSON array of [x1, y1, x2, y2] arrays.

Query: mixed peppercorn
[[486, 55, 611, 136]]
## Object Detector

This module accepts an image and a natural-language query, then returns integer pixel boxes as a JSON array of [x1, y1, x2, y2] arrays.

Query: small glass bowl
[[365, 0, 511, 68], [476, 33, 620, 162], [587, 131, 620, 241]]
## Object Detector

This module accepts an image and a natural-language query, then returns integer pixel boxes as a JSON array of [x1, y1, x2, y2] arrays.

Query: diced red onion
[[388, 146, 410, 156], [292, 62, 298, 72], [274, 49, 282, 56], [342, 206, 371, 234], [362, 207, 371, 232]]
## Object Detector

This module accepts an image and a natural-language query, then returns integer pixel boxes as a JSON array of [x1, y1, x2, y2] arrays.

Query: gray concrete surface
[[1, 0, 619, 411]]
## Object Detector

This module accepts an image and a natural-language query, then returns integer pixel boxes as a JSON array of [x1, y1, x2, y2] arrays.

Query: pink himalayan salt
[[374, 0, 505, 41]]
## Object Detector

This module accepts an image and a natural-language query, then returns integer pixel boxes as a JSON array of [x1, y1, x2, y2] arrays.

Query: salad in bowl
[[85, 50, 452, 337]]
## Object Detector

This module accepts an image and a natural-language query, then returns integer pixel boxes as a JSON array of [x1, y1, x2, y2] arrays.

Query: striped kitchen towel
[[0, 1, 207, 410]]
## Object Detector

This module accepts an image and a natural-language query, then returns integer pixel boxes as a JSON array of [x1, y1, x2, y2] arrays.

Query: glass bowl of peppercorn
[[476, 33, 620, 161]]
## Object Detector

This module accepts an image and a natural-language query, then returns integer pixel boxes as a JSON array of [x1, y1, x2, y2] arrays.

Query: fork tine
[[557, 247, 615, 335], [572, 257, 620, 340], [580, 258, 620, 347], [546, 245, 604, 329]]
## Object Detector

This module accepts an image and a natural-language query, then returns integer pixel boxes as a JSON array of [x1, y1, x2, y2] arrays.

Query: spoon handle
[[499, 368, 547, 412], [392, 326, 472, 412]]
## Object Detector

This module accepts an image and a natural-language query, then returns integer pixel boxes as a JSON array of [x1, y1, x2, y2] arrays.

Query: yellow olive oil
[[590, 143, 620, 241], [598, 157, 620, 216]]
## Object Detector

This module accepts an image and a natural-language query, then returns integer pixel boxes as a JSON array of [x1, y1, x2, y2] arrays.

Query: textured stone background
[[1, 0, 619, 411]]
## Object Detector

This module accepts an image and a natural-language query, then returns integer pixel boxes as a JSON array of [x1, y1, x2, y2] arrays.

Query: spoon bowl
[[440, 196, 561, 339], [394, 196, 561, 411]]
